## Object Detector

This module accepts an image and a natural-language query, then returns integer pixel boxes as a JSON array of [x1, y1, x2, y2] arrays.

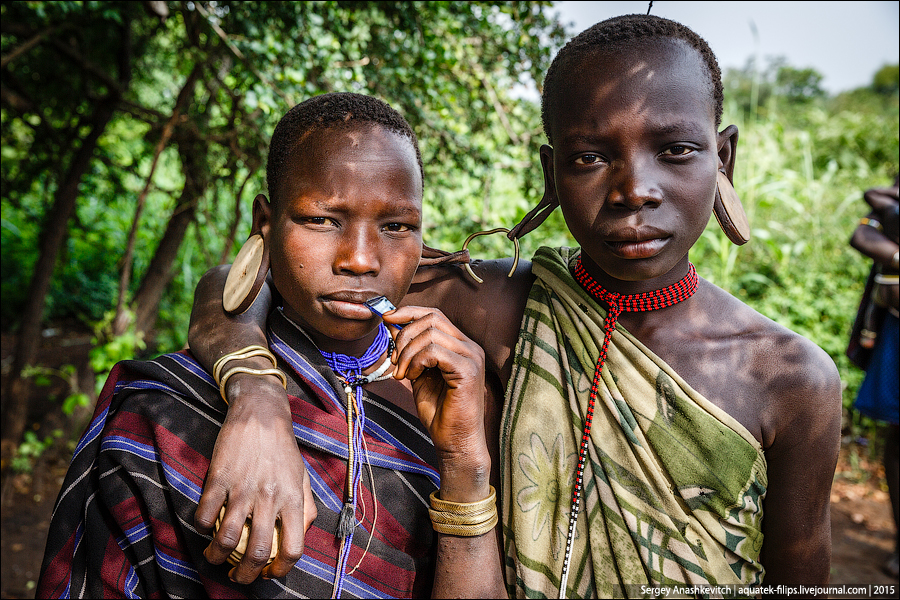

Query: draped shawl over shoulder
[[501, 247, 766, 598], [37, 309, 439, 599]]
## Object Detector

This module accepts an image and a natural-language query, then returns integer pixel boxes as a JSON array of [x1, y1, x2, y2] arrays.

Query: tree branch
[[193, 2, 295, 106]]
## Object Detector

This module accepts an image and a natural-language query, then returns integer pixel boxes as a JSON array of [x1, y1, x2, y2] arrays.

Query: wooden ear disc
[[223, 233, 269, 315], [713, 171, 750, 246]]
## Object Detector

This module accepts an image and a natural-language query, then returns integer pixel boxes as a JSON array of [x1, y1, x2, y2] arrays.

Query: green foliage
[[20, 363, 90, 415], [872, 64, 900, 96], [1, 2, 897, 443], [2, 0, 567, 355], [11, 429, 63, 474], [88, 309, 146, 395]]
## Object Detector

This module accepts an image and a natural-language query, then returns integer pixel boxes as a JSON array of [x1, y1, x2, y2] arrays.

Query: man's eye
[[384, 223, 413, 232], [303, 217, 337, 226], [574, 154, 602, 165], [662, 146, 692, 156]]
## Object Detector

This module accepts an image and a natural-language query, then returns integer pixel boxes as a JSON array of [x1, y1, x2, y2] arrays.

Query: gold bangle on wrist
[[213, 345, 278, 385], [218, 366, 287, 404], [428, 485, 498, 537]]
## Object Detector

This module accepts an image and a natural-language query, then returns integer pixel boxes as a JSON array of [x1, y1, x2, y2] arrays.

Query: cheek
[[391, 239, 423, 291]]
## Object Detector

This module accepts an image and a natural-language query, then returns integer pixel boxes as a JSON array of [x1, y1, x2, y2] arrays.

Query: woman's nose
[[605, 158, 663, 210]]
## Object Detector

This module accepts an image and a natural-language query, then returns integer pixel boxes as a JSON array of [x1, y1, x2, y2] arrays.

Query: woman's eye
[[662, 145, 693, 156], [384, 223, 413, 233], [574, 154, 603, 165]]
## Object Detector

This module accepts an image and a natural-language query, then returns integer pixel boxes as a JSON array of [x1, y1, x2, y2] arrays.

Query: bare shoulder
[[699, 281, 841, 447], [405, 258, 535, 378]]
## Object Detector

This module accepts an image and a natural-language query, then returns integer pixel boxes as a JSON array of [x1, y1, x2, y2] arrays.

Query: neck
[[578, 255, 693, 297], [319, 322, 392, 380], [278, 307, 390, 375]]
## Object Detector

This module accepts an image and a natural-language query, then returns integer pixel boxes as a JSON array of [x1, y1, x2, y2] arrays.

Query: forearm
[[431, 450, 507, 598], [188, 264, 273, 372]]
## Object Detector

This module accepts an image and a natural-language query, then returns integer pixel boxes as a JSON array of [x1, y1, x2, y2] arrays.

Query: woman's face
[[260, 124, 423, 354], [542, 38, 733, 292]]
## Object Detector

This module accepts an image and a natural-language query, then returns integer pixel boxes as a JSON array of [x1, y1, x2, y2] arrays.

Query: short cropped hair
[[542, 14, 724, 144], [266, 92, 424, 202]]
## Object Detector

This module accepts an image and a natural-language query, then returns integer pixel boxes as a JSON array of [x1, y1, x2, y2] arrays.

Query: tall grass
[[691, 98, 899, 425]]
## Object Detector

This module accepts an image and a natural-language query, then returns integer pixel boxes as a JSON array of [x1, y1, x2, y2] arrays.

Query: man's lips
[[321, 291, 383, 320]]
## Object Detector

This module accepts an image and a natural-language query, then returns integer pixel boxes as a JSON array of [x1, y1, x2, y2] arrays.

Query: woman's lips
[[604, 237, 668, 259]]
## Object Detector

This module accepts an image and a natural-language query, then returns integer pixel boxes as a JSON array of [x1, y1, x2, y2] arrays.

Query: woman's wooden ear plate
[[713, 171, 750, 245]]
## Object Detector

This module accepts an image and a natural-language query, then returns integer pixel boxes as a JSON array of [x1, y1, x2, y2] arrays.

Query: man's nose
[[335, 225, 380, 276]]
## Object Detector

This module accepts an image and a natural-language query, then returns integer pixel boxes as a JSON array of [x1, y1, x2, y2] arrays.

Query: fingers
[[196, 399, 313, 582], [195, 476, 228, 532], [383, 306, 484, 382], [228, 507, 277, 584], [205, 500, 250, 567], [263, 469, 317, 579]]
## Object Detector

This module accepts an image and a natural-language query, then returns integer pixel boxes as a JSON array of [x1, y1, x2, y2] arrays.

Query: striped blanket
[[501, 247, 767, 598], [37, 308, 440, 599]]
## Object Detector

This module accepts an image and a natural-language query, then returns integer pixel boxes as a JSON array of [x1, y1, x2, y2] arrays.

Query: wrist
[[222, 364, 290, 410], [436, 447, 492, 503]]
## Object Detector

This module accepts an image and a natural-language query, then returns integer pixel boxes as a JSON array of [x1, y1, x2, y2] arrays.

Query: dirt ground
[[2, 327, 899, 598]]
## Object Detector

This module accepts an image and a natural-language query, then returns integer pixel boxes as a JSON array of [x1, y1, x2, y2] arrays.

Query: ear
[[223, 194, 272, 315], [716, 124, 739, 180], [539, 144, 557, 202], [507, 145, 561, 240], [251, 194, 272, 239]]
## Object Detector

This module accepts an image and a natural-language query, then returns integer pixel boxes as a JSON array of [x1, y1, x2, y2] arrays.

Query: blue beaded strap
[[318, 323, 393, 598]]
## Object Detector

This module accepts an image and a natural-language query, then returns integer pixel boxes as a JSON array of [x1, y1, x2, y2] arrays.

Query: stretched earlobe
[[713, 171, 750, 246], [223, 231, 269, 315], [507, 145, 560, 241]]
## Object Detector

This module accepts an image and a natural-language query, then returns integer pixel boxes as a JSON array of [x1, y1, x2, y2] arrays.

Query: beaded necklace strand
[[558, 257, 698, 597], [319, 323, 395, 599]]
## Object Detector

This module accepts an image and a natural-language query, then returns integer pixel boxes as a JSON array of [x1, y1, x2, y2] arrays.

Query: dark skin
[[850, 182, 899, 309], [191, 122, 505, 597], [849, 182, 899, 570], [190, 39, 842, 590]]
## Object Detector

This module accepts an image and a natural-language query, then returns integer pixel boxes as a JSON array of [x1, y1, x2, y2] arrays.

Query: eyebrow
[[310, 198, 422, 216], [560, 121, 711, 146]]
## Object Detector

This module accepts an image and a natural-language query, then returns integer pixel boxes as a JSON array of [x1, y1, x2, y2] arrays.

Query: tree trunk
[[0, 98, 117, 471], [1, 11, 134, 478], [129, 132, 210, 339], [113, 65, 202, 337]]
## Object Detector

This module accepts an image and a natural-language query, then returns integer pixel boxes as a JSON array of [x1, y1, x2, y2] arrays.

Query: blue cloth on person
[[855, 313, 899, 425]]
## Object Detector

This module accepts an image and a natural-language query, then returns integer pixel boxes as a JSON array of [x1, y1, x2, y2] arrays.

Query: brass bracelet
[[212, 345, 277, 385], [428, 486, 498, 537], [429, 485, 496, 515], [428, 504, 495, 524], [218, 366, 287, 404], [429, 511, 498, 537]]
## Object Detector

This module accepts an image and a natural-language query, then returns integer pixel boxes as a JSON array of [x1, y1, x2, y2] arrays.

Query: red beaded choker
[[558, 256, 698, 595]]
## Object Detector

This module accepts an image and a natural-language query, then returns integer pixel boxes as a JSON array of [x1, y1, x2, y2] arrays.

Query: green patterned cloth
[[501, 247, 766, 598]]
